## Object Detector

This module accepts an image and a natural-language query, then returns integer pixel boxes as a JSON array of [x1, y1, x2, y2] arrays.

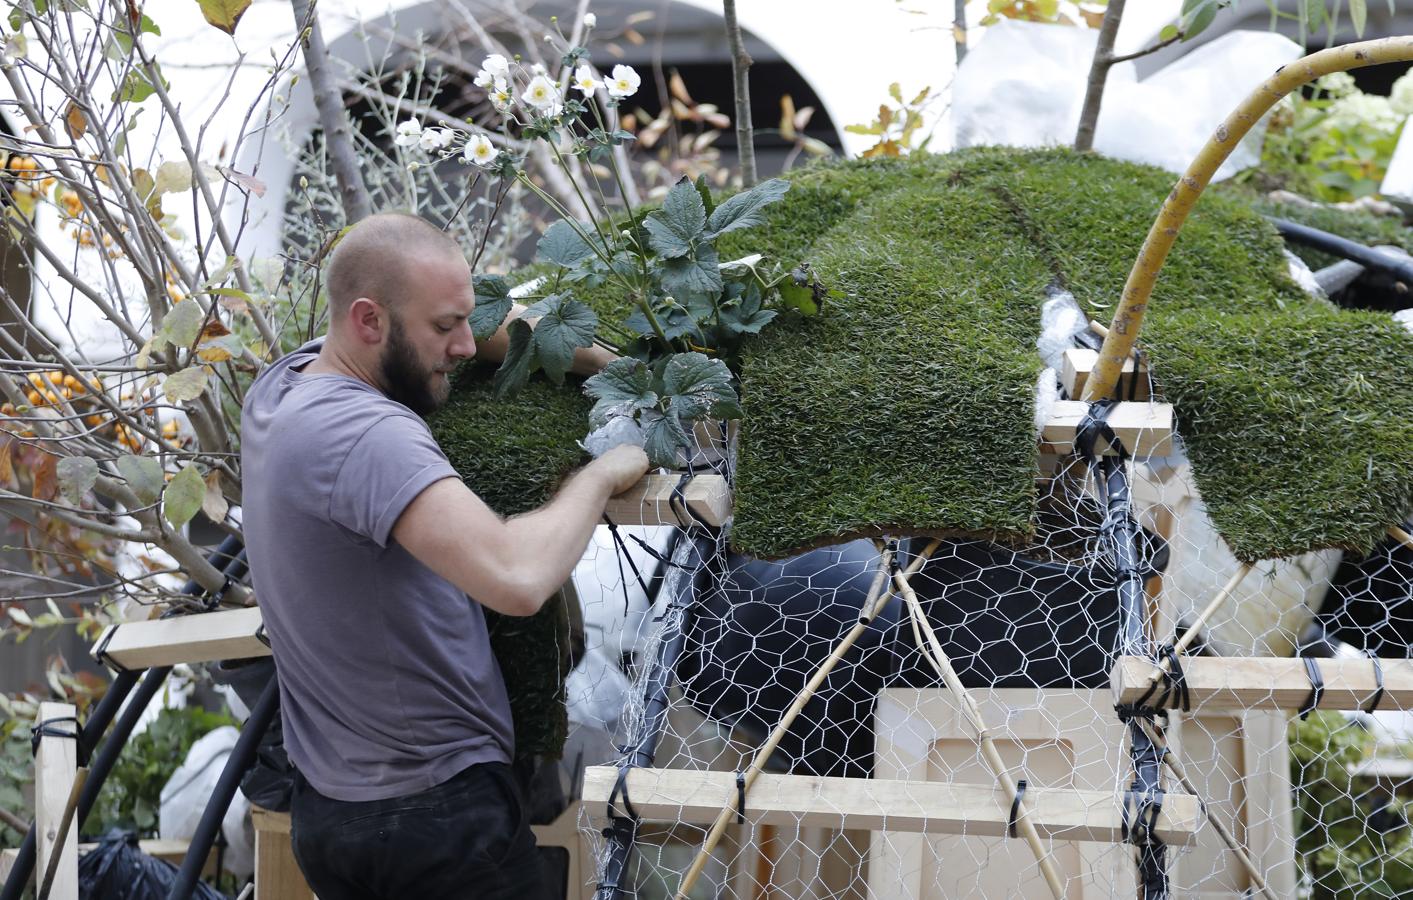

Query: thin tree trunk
[[1074, 0, 1126, 152], [723, 0, 757, 187], [290, 0, 373, 223], [954, 0, 968, 63]]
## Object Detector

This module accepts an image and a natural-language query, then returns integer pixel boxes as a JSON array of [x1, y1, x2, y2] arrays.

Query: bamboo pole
[[672, 540, 939, 900], [1389, 524, 1413, 554], [1133, 563, 1253, 699], [1084, 37, 1413, 402], [892, 562, 1067, 900]]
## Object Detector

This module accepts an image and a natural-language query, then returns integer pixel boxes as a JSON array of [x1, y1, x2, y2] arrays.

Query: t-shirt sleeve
[[329, 414, 459, 547]]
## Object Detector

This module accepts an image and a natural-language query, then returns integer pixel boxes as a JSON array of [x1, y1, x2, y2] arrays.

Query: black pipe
[[595, 533, 712, 900], [0, 534, 245, 900], [165, 676, 280, 900], [1267, 217, 1413, 285]]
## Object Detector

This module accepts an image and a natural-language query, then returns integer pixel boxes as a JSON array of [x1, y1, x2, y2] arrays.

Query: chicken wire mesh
[[560, 394, 1413, 900]]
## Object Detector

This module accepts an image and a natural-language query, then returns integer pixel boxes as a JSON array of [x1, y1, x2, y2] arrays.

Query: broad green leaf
[[1159, 22, 1179, 41], [584, 357, 659, 427], [642, 410, 689, 468], [643, 177, 707, 258], [163, 366, 208, 402], [197, 0, 252, 34], [693, 175, 716, 219], [492, 319, 536, 398], [163, 464, 204, 528], [1350, 0, 1367, 36], [470, 274, 514, 340], [660, 244, 722, 302], [662, 352, 740, 422], [113, 63, 167, 103], [160, 299, 204, 346], [703, 178, 790, 239], [117, 453, 164, 505], [531, 296, 597, 383], [56, 455, 97, 505], [537, 219, 596, 268]]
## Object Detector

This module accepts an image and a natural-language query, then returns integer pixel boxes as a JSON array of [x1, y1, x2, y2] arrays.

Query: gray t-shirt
[[240, 339, 513, 802]]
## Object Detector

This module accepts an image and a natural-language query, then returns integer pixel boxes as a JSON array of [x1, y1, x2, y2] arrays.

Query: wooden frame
[[90, 606, 269, 670], [581, 766, 1198, 844], [1041, 401, 1173, 457], [1111, 655, 1411, 713], [603, 474, 731, 527], [34, 702, 78, 900], [1060, 349, 1150, 401]]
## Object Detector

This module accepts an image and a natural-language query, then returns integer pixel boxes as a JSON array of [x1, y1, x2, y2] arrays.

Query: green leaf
[[117, 454, 164, 505], [112, 62, 167, 103], [56, 456, 97, 505], [470, 274, 514, 340], [1159, 22, 1179, 41], [644, 176, 707, 258], [660, 244, 722, 303], [584, 357, 659, 427], [160, 299, 204, 347], [537, 219, 596, 268], [1350, 0, 1367, 36], [531, 296, 597, 383], [642, 411, 689, 468], [492, 319, 536, 398], [163, 366, 208, 403], [703, 178, 790, 240], [196, 0, 251, 34], [1180, 0, 1219, 38], [661, 352, 741, 422], [693, 175, 716, 219], [163, 464, 204, 528]]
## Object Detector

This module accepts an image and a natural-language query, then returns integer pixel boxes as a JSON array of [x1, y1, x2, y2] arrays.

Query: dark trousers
[[289, 761, 546, 900]]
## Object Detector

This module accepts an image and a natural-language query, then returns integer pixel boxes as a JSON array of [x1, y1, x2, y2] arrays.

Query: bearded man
[[240, 212, 648, 899]]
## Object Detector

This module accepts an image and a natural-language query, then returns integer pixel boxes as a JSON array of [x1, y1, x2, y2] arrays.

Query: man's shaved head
[[326, 212, 466, 318]]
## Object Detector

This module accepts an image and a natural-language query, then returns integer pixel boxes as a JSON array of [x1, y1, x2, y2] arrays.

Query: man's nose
[[450, 321, 477, 360]]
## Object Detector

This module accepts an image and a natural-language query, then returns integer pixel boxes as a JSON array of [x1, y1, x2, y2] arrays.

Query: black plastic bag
[[210, 657, 295, 812], [77, 831, 225, 900]]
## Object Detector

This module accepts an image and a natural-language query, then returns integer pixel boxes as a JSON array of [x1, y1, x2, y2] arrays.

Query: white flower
[[1326, 93, 1402, 134], [474, 69, 495, 89], [394, 119, 423, 147], [531, 62, 548, 76], [607, 64, 640, 99], [490, 84, 514, 112], [572, 64, 599, 95], [522, 74, 560, 110], [1316, 72, 1358, 99], [583, 12, 597, 28], [419, 127, 454, 152], [481, 53, 510, 81], [1392, 70, 1413, 117], [462, 134, 499, 167]]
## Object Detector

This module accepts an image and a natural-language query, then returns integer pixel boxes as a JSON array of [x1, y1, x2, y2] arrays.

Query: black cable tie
[[608, 763, 640, 823], [92, 624, 128, 673], [1008, 779, 1028, 838], [1365, 650, 1386, 715], [1074, 398, 1128, 462], [669, 471, 719, 533], [255, 622, 271, 649], [30, 716, 79, 759], [603, 515, 650, 617], [1132, 644, 1187, 713], [1300, 656, 1324, 721], [202, 576, 235, 611], [1160, 644, 1190, 713], [736, 771, 747, 825]]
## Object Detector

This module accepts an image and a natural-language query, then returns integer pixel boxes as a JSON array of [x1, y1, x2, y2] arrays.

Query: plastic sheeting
[[954, 20, 1303, 181], [158, 726, 254, 880]]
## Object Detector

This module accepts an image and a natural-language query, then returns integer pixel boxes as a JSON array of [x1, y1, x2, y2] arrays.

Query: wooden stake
[[33, 703, 78, 900], [36, 768, 86, 900], [1085, 37, 1413, 402], [892, 563, 1067, 900], [1389, 524, 1413, 554], [672, 540, 939, 900]]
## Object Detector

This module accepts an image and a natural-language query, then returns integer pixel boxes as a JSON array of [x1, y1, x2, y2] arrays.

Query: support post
[[32, 704, 78, 900]]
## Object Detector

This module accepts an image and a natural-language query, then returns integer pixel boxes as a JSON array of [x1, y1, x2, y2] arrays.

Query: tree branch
[[723, 0, 757, 187], [1075, 0, 1127, 152]]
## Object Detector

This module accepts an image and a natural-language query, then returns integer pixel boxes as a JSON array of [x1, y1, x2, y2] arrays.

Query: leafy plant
[[845, 83, 938, 159], [402, 30, 814, 467]]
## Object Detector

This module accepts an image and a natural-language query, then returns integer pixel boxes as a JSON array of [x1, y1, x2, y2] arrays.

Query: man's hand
[[584, 444, 650, 495]]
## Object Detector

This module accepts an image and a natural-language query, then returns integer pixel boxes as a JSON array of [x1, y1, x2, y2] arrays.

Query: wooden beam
[[1112, 655, 1413, 712], [603, 474, 731, 527], [91, 606, 269, 670], [582, 767, 1200, 846], [1060, 349, 1150, 401], [0, 841, 213, 880], [1041, 400, 1173, 457], [33, 702, 78, 900]]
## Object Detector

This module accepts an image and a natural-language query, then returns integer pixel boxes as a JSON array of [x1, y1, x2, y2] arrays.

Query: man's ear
[[347, 297, 386, 346]]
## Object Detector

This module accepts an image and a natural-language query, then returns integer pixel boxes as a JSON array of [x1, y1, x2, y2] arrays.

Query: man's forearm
[[502, 466, 612, 610]]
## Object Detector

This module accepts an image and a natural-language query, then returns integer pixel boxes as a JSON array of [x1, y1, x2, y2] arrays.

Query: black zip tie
[[92, 624, 128, 673], [736, 771, 747, 825], [1121, 786, 1166, 845], [1365, 650, 1386, 714], [603, 516, 652, 617], [1300, 656, 1324, 720], [30, 716, 84, 765], [201, 576, 235, 611], [1074, 398, 1128, 462], [1008, 779, 1028, 838], [669, 470, 719, 532], [255, 622, 271, 649], [1159, 644, 1190, 713], [608, 763, 639, 823]]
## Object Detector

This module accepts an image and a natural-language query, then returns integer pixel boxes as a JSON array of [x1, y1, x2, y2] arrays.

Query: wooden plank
[[1042, 400, 1173, 457], [91, 606, 269, 670], [603, 474, 730, 527], [1060, 349, 1150, 401], [0, 841, 212, 879], [34, 702, 78, 900], [251, 807, 315, 900], [1111, 655, 1413, 712], [582, 767, 1200, 846]]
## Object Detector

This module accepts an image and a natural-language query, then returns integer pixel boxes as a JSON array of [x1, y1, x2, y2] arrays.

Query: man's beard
[[379, 314, 449, 416]]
